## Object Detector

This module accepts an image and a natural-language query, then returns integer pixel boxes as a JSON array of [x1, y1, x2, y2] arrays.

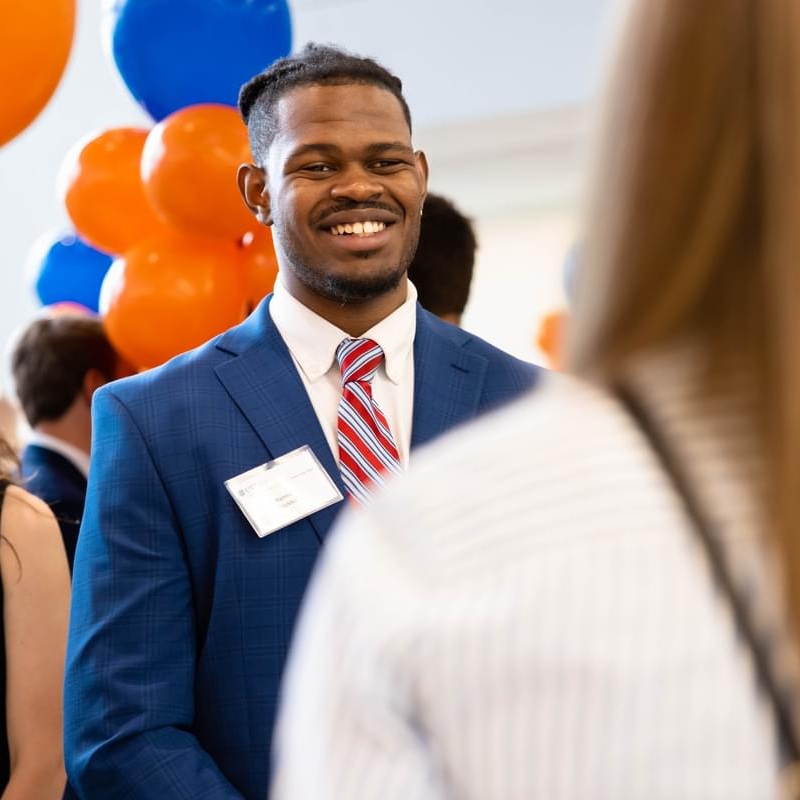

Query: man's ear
[[81, 368, 109, 404], [414, 150, 430, 205], [237, 163, 273, 226]]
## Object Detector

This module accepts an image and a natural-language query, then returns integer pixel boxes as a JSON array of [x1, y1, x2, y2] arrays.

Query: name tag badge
[[225, 445, 344, 537]]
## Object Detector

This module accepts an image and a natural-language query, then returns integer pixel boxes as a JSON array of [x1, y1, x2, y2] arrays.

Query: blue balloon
[[29, 231, 113, 312], [104, 0, 293, 121]]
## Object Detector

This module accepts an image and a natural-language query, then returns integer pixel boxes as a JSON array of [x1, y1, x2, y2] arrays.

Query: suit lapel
[[214, 301, 346, 543], [411, 309, 489, 450]]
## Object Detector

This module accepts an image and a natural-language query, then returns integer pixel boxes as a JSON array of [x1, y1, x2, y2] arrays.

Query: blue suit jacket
[[64, 300, 539, 799], [20, 443, 86, 573]]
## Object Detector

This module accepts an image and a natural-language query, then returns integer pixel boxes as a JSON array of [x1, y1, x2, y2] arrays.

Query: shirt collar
[[26, 430, 91, 478], [269, 277, 418, 385]]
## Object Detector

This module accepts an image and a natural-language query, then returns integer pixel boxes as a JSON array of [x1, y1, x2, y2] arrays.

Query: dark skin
[[238, 83, 429, 336]]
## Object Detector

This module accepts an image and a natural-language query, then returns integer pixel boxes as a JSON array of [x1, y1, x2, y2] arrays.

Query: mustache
[[314, 201, 401, 226]]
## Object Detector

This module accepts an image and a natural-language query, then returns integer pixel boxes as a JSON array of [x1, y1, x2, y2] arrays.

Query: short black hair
[[238, 43, 413, 164], [10, 315, 119, 427], [407, 194, 477, 318]]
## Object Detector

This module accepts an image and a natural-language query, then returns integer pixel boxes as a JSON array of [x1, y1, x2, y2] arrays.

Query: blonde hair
[[0, 395, 21, 459], [0, 435, 17, 486], [569, 0, 800, 634]]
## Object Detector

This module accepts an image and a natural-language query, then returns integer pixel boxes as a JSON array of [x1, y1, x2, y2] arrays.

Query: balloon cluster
[[27, 0, 291, 370]]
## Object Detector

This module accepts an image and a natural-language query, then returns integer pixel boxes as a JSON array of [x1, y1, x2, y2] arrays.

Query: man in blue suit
[[64, 43, 539, 799], [10, 314, 128, 573]]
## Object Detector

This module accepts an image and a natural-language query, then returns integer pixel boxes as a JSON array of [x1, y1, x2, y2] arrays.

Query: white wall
[[464, 210, 576, 365], [292, 0, 614, 125], [0, 0, 623, 391]]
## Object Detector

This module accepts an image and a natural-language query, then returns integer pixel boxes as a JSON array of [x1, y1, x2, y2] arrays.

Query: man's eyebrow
[[286, 141, 414, 160], [364, 141, 414, 156], [286, 143, 342, 160]]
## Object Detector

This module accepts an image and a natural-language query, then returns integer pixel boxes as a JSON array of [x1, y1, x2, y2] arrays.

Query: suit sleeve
[[64, 388, 244, 798], [271, 507, 446, 800]]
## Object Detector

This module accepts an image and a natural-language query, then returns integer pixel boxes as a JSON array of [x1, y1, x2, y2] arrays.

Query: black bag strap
[[616, 386, 800, 764]]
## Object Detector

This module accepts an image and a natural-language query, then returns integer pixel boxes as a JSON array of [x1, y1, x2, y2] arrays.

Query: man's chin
[[317, 264, 406, 304]]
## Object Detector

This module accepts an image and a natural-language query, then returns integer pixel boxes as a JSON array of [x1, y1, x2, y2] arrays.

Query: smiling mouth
[[328, 221, 388, 237]]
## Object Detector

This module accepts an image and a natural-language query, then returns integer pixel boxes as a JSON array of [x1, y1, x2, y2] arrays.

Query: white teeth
[[329, 221, 387, 236]]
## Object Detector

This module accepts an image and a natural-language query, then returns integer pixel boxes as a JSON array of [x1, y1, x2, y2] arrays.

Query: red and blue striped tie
[[336, 338, 402, 504]]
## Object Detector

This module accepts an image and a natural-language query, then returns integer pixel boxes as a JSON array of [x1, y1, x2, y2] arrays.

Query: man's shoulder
[[417, 307, 539, 382], [20, 441, 47, 468], [20, 444, 85, 501], [19, 443, 53, 485], [102, 300, 276, 408], [95, 345, 214, 423], [21, 442, 74, 475]]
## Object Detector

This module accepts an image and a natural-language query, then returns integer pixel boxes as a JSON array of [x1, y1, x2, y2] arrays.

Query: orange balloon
[[239, 228, 279, 315], [142, 104, 255, 241], [535, 309, 568, 370], [59, 128, 168, 255], [0, 0, 75, 147], [100, 232, 245, 369]]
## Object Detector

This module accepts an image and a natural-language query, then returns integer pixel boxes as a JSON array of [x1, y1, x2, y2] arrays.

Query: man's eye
[[372, 160, 402, 170], [302, 163, 334, 173]]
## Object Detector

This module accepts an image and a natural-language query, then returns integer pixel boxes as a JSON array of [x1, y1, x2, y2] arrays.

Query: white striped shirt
[[273, 352, 786, 799]]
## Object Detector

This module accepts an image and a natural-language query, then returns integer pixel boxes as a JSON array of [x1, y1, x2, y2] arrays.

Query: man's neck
[[35, 419, 90, 457], [283, 277, 409, 336]]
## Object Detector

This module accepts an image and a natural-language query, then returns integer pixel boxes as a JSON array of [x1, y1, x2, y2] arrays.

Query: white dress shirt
[[273, 349, 786, 800], [269, 277, 417, 466], [26, 430, 90, 478]]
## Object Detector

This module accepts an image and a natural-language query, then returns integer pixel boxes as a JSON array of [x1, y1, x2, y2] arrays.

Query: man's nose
[[329, 166, 383, 202]]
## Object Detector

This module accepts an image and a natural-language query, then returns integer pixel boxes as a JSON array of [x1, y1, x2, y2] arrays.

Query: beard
[[293, 259, 407, 304], [271, 209, 421, 305]]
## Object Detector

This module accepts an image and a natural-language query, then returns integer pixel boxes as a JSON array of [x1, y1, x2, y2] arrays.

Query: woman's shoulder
[[1, 484, 56, 526], [0, 485, 68, 589], [343, 374, 674, 577], [408, 372, 641, 484], [0, 485, 60, 553]]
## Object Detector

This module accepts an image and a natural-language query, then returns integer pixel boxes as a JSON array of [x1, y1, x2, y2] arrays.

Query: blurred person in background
[[10, 314, 130, 573], [0, 434, 70, 798], [272, 0, 800, 797], [407, 193, 477, 326]]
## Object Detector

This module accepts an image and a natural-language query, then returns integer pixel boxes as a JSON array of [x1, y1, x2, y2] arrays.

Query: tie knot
[[336, 338, 384, 385]]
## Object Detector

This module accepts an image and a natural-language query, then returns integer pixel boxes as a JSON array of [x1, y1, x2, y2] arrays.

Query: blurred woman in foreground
[[272, 0, 800, 797], [0, 437, 69, 798]]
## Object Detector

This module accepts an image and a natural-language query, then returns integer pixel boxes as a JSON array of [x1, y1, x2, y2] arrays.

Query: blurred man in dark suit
[[10, 314, 130, 572]]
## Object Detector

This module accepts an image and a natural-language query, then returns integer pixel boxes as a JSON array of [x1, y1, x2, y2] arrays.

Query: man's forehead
[[273, 82, 410, 133]]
